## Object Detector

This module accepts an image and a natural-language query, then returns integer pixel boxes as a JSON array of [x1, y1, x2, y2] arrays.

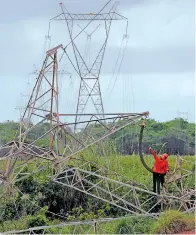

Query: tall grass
[[151, 210, 195, 234], [0, 154, 194, 233]]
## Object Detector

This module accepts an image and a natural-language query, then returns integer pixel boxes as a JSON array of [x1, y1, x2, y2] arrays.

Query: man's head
[[160, 153, 168, 160]]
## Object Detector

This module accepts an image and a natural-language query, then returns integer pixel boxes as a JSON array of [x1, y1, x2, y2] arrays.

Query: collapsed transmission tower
[[0, 2, 195, 234], [51, 2, 128, 131]]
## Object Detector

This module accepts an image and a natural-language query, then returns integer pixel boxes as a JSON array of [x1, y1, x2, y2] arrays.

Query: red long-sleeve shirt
[[150, 148, 169, 174]]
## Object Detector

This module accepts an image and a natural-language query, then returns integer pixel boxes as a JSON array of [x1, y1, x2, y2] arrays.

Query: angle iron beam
[[51, 12, 128, 21]]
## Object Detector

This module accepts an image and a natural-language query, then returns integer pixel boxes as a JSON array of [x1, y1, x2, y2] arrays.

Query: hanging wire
[[104, 36, 125, 97], [67, 75, 74, 111], [77, 23, 101, 69], [125, 75, 134, 155], [108, 34, 129, 97], [43, 21, 52, 59]]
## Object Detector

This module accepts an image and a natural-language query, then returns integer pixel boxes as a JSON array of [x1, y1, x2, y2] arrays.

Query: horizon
[[0, 116, 194, 124]]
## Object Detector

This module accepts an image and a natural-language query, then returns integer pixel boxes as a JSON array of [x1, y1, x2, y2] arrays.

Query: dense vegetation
[[0, 118, 195, 233], [0, 154, 195, 233]]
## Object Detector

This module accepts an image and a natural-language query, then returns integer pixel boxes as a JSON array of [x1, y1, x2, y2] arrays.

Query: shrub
[[151, 210, 195, 234], [27, 206, 48, 234], [114, 216, 154, 234], [115, 219, 133, 234], [27, 214, 46, 228], [27, 215, 47, 234], [1, 202, 18, 220]]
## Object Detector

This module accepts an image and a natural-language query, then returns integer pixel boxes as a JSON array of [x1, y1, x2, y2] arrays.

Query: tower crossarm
[[51, 12, 128, 21]]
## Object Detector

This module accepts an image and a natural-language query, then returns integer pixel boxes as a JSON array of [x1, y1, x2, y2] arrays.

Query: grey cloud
[[102, 45, 195, 74], [0, 0, 195, 122], [0, 0, 151, 24], [58, 44, 195, 75], [0, 43, 194, 77]]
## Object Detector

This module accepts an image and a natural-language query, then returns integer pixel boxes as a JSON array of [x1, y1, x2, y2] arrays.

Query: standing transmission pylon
[[51, 2, 128, 131]]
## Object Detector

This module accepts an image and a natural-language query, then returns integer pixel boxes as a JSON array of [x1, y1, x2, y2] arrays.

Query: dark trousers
[[153, 172, 165, 194]]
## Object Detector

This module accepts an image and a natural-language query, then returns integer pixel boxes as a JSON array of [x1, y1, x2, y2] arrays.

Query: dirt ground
[[179, 229, 196, 234]]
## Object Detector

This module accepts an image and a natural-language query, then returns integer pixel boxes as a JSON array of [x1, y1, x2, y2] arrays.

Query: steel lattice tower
[[0, 3, 195, 229], [52, 2, 128, 131]]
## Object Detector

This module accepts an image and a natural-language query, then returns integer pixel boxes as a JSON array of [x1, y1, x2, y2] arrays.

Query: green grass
[[0, 154, 195, 233], [70, 153, 195, 187], [0, 215, 155, 234], [0, 216, 29, 233], [151, 210, 195, 234]]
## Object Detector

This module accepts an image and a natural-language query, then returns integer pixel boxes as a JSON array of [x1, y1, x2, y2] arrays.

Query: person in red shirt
[[149, 147, 169, 194]]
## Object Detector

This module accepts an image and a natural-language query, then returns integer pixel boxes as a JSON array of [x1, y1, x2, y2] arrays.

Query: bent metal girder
[[0, 45, 194, 226], [0, 3, 195, 234], [0, 47, 194, 216], [4, 215, 159, 234], [1, 111, 194, 216], [53, 167, 195, 214], [0, 111, 148, 184], [0, 41, 148, 179]]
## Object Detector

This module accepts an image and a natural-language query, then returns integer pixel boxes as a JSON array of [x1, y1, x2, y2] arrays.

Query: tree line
[[0, 118, 195, 155]]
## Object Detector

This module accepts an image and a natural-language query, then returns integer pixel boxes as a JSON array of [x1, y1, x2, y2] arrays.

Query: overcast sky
[[0, 0, 195, 123]]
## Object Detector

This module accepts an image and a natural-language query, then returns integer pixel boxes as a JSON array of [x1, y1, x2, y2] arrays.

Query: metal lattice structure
[[0, 1, 195, 234], [3, 215, 159, 234], [51, 2, 128, 131], [0, 43, 149, 188]]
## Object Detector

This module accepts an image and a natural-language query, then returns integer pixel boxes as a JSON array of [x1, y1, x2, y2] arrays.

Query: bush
[[0, 216, 29, 232], [115, 216, 154, 234], [115, 219, 133, 234], [27, 215, 47, 234], [1, 203, 17, 220], [27, 207, 48, 234], [27, 214, 46, 228], [151, 210, 195, 234], [16, 175, 37, 194]]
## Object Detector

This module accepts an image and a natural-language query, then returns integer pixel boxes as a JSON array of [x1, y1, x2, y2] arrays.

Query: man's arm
[[149, 147, 158, 160]]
